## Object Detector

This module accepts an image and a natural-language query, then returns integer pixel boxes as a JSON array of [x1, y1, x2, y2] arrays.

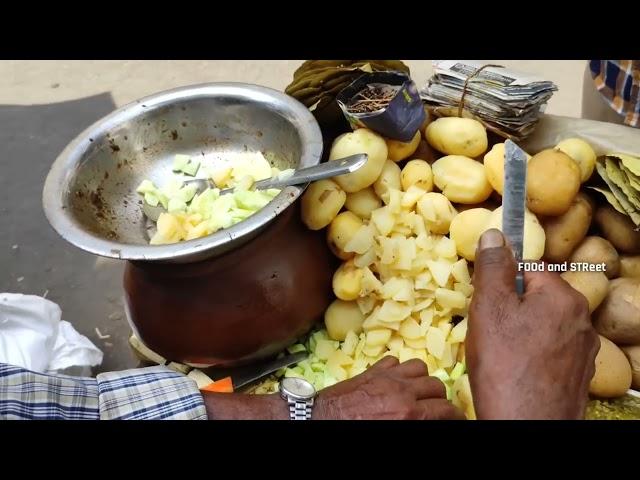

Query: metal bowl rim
[[42, 82, 323, 262]]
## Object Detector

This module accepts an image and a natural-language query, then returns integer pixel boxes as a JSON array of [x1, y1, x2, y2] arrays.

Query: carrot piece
[[200, 376, 234, 393]]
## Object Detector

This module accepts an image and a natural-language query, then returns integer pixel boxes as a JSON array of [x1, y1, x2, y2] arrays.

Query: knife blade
[[204, 351, 309, 390], [502, 139, 527, 296]]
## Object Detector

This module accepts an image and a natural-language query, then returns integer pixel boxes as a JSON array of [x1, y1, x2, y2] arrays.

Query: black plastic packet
[[336, 71, 425, 142]]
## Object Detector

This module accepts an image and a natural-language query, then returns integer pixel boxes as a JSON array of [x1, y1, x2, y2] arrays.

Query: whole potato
[[324, 299, 365, 341], [329, 129, 388, 192], [594, 206, 640, 254], [386, 130, 421, 163], [332, 260, 364, 301], [344, 187, 382, 220], [569, 236, 620, 279], [593, 277, 640, 345], [449, 208, 493, 261], [416, 192, 458, 235], [560, 271, 609, 313], [589, 335, 632, 398], [620, 256, 640, 278], [554, 138, 597, 183], [301, 179, 346, 230], [327, 211, 363, 260], [432, 155, 493, 204], [483, 143, 532, 195], [486, 206, 546, 260], [401, 159, 433, 192], [621, 345, 640, 390], [542, 193, 593, 263], [373, 160, 402, 202], [425, 117, 488, 157], [527, 149, 581, 216]]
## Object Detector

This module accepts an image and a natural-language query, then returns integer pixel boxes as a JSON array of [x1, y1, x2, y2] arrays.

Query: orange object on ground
[[200, 376, 234, 393]]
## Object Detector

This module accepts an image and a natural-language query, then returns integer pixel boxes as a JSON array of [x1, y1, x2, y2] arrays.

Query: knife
[[203, 351, 309, 391], [503, 139, 527, 296]]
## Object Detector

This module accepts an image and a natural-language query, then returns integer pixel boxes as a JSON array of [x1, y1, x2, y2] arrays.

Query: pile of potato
[[300, 112, 640, 416]]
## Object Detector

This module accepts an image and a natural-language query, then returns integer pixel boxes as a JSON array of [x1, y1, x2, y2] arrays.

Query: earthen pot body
[[124, 204, 335, 366]]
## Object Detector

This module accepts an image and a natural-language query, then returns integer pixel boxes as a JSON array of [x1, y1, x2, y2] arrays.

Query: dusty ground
[[0, 60, 586, 115]]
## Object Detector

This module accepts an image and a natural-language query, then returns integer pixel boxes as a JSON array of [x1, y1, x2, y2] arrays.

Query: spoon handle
[[218, 153, 368, 195]]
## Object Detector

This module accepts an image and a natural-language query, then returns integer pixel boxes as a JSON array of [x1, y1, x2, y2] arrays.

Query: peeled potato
[[527, 149, 581, 216], [589, 335, 633, 398], [569, 236, 620, 279], [386, 130, 421, 163], [373, 160, 402, 202], [486, 206, 546, 260], [333, 260, 364, 301], [416, 192, 458, 235], [344, 187, 382, 220], [329, 129, 388, 193], [620, 256, 640, 278], [432, 155, 493, 204], [401, 159, 433, 192], [542, 193, 593, 263], [621, 345, 640, 390], [425, 117, 488, 157], [327, 211, 363, 260], [324, 299, 365, 341], [301, 179, 346, 230], [449, 208, 493, 261], [483, 143, 531, 195], [560, 271, 609, 313], [555, 138, 597, 183]]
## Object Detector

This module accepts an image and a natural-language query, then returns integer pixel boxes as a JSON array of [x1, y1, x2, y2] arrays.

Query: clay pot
[[124, 203, 336, 366]]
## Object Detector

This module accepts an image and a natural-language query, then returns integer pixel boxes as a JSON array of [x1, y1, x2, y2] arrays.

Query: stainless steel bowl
[[43, 83, 323, 263]]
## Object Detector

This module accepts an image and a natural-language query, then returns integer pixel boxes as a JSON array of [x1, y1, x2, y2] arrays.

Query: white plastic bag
[[0, 293, 103, 375]]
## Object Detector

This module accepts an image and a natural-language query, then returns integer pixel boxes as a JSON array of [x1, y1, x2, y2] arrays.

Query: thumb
[[473, 229, 517, 298]]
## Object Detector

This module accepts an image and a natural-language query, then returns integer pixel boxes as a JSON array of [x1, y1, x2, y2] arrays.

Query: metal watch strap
[[287, 398, 313, 420]]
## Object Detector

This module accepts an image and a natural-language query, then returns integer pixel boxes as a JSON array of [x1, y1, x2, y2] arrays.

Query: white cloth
[[0, 293, 103, 375]]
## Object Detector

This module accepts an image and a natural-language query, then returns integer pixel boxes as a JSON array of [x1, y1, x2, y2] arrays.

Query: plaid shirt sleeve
[[590, 60, 640, 127], [0, 363, 207, 420]]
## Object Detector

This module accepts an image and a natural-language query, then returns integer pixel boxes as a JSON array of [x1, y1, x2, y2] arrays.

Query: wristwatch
[[279, 377, 316, 420]]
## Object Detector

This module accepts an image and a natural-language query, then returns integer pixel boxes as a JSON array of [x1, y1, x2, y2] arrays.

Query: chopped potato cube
[[427, 260, 453, 287], [316, 339, 339, 360], [401, 185, 427, 209], [451, 259, 471, 284], [449, 318, 468, 343], [404, 336, 427, 349], [399, 318, 422, 339], [371, 206, 395, 236], [342, 330, 360, 356], [454, 282, 474, 297], [344, 224, 375, 254], [435, 288, 466, 309], [362, 344, 385, 358], [387, 335, 405, 351], [378, 300, 412, 323], [426, 327, 447, 359], [366, 329, 393, 347]]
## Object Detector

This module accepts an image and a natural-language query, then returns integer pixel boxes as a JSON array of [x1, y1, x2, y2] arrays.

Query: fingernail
[[478, 229, 505, 251]]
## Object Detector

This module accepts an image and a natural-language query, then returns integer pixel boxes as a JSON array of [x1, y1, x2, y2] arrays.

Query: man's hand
[[204, 357, 465, 420], [314, 357, 465, 420], [467, 229, 599, 420]]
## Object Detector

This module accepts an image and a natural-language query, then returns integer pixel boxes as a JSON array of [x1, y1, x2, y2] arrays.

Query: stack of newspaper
[[420, 60, 558, 140]]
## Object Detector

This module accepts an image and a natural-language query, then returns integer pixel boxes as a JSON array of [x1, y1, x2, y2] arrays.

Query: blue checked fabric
[[0, 363, 207, 420]]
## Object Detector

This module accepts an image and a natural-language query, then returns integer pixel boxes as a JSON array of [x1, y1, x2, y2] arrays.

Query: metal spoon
[[142, 153, 368, 221]]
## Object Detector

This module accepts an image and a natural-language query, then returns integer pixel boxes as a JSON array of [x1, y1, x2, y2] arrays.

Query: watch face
[[281, 377, 315, 400]]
